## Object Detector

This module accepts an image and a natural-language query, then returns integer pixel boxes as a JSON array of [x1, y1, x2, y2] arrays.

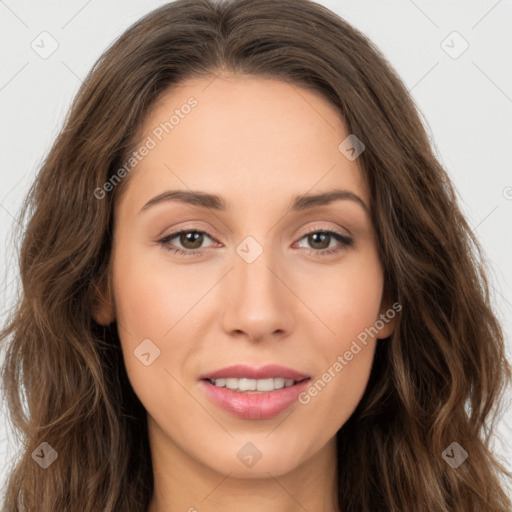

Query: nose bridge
[[234, 237, 285, 306], [221, 237, 293, 340]]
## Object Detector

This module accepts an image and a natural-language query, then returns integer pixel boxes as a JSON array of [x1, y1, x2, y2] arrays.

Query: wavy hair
[[1, 0, 511, 510]]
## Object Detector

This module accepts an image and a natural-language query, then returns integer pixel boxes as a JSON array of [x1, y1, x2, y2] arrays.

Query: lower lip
[[200, 379, 310, 420]]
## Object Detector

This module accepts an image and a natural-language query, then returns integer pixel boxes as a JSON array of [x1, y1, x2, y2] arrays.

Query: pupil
[[310, 233, 329, 249], [182, 232, 202, 249]]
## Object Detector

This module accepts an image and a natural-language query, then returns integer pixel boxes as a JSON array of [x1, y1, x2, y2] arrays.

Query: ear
[[91, 274, 115, 326], [375, 295, 398, 340]]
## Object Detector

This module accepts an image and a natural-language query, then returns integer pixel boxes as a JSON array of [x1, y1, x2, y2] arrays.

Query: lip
[[200, 378, 310, 420], [199, 364, 309, 381]]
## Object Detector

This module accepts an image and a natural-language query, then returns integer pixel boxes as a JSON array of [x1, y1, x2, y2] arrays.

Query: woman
[[1, 0, 511, 510]]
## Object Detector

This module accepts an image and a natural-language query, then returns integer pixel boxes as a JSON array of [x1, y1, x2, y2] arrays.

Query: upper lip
[[199, 364, 310, 381]]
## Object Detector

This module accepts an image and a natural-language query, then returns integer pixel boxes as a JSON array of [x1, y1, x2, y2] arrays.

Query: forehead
[[119, 74, 368, 215]]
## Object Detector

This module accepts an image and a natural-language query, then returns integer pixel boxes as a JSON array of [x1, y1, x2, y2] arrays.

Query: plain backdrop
[[0, 0, 511, 500]]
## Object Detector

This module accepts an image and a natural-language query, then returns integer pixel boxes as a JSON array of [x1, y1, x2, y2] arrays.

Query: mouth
[[198, 364, 311, 420]]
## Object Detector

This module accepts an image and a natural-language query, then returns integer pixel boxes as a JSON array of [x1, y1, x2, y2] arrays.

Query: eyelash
[[157, 225, 353, 258]]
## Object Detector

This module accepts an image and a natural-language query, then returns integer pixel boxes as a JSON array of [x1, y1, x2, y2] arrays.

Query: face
[[94, 73, 394, 479]]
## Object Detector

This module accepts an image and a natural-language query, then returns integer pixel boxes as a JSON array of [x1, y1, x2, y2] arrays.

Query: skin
[[93, 73, 395, 512]]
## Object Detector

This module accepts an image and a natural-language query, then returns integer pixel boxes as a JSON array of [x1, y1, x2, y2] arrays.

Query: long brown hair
[[1, 0, 511, 510]]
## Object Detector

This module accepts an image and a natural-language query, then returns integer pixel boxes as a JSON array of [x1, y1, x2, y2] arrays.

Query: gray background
[[1, 0, 511, 499]]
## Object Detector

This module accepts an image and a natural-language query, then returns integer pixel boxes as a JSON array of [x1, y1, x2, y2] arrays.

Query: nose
[[221, 247, 295, 344]]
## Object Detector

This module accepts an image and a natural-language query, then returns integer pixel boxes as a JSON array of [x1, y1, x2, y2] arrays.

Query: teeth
[[211, 377, 297, 392]]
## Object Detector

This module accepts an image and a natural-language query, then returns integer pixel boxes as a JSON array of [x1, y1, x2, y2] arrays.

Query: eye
[[294, 225, 353, 257], [157, 225, 353, 257], [157, 228, 215, 256]]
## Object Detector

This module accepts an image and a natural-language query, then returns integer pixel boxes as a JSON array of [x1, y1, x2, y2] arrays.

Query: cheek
[[296, 251, 383, 423], [110, 243, 191, 395], [110, 240, 216, 397], [111, 243, 195, 341], [303, 247, 384, 343]]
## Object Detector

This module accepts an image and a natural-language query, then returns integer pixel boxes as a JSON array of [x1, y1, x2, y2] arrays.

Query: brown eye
[[306, 232, 331, 250], [177, 231, 204, 250], [157, 226, 353, 258], [295, 228, 353, 256], [158, 229, 215, 255]]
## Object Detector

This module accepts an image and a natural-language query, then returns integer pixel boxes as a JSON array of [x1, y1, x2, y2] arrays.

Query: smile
[[207, 377, 307, 393]]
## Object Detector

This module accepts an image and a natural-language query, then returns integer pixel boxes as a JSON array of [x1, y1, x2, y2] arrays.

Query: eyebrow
[[140, 188, 369, 214]]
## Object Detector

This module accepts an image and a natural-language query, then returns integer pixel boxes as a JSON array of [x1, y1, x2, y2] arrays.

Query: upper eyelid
[[161, 224, 351, 245], [164, 223, 349, 237]]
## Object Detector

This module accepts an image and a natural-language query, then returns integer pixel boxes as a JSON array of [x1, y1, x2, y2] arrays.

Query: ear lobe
[[91, 276, 115, 326], [376, 298, 397, 340], [377, 315, 395, 340]]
